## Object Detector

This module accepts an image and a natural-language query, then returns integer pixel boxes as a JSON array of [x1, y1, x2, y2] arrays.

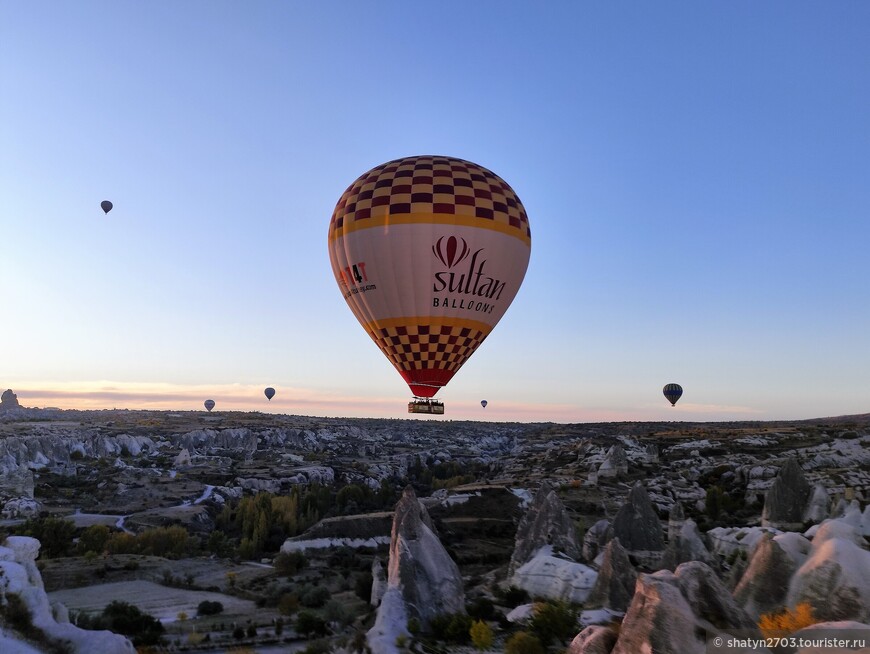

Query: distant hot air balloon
[[204, 399, 215, 412], [100, 200, 113, 214], [328, 156, 531, 415], [481, 400, 488, 408], [264, 387, 276, 401], [663, 383, 683, 407]]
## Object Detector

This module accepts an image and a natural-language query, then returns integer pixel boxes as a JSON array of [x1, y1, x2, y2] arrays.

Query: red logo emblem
[[432, 236, 470, 269]]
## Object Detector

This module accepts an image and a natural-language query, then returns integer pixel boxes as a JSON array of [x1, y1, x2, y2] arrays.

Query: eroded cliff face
[[0, 536, 135, 654]]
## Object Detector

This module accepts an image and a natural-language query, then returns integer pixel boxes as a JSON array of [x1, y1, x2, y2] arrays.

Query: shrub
[[529, 600, 577, 645], [470, 619, 494, 650], [505, 631, 545, 654], [296, 610, 328, 637], [274, 550, 308, 576], [197, 600, 224, 616], [355, 572, 373, 601], [99, 600, 165, 646], [759, 603, 819, 638], [300, 585, 331, 608]]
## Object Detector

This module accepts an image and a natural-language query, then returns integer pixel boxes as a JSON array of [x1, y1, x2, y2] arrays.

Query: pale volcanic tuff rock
[[378, 487, 464, 627], [803, 483, 830, 524], [567, 625, 619, 654], [0, 433, 160, 475], [510, 545, 598, 603], [367, 488, 464, 653], [583, 519, 612, 563], [609, 562, 761, 654], [762, 458, 812, 530], [0, 389, 21, 410], [734, 532, 811, 620], [508, 481, 582, 578], [611, 482, 665, 568], [662, 516, 714, 570], [597, 444, 628, 478], [786, 518, 870, 623], [585, 538, 636, 611], [0, 537, 135, 654]]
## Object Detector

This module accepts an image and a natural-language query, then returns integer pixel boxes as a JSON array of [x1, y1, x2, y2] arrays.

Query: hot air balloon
[[100, 200, 113, 214], [481, 400, 488, 408], [264, 387, 276, 401], [328, 156, 531, 414], [204, 399, 215, 412], [663, 383, 683, 407]]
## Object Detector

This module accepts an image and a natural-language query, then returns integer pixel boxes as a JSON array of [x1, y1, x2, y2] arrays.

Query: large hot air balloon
[[481, 400, 488, 409], [663, 383, 683, 407], [328, 155, 531, 414], [100, 200, 113, 214], [204, 399, 215, 412], [264, 387, 276, 401]]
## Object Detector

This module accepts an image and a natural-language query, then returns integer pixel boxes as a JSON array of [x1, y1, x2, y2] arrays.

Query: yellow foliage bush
[[758, 603, 818, 638]]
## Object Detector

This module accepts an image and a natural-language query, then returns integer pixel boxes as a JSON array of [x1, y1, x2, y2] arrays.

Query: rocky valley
[[1, 401, 869, 653]]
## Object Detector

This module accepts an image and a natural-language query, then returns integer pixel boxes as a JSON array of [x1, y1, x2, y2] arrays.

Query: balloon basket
[[408, 398, 445, 415]]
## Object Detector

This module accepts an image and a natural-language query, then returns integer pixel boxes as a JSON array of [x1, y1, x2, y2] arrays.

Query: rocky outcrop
[[611, 482, 664, 568], [510, 545, 598, 604], [762, 458, 811, 530], [734, 532, 810, 620], [370, 557, 386, 607], [609, 562, 761, 654], [586, 538, 636, 611], [786, 518, 870, 622], [583, 519, 612, 563], [0, 537, 135, 654], [0, 389, 21, 410], [803, 483, 829, 524], [508, 482, 581, 577], [568, 624, 619, 654], [377, 487, 463, 628], [662, 517, 714, 570], [598, 445, 627, 478]]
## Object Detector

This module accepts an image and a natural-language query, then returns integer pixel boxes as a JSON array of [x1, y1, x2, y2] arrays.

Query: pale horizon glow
[[2, 3, 869, 424]]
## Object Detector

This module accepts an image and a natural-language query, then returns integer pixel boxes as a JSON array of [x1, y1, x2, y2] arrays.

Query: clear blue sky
[[2, 2, 868, 422]]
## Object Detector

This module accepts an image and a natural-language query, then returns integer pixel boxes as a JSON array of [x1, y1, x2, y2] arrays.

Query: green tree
[[77, 524, 111, 556], [18, 517, 75, 558], [470, 619, 493, 650]]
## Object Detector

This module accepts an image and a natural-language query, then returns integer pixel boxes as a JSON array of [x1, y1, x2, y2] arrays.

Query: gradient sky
[[1, 2, 869, 422]]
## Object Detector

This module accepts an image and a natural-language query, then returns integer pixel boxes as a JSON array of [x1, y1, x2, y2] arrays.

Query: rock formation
[[607, 562, 760, 654], [0, 389, 21, 410], [786, 518, 870, 623], [585, 538, 636, 611], [611, 482, 664, 568], [762, 458, 811, 530], [568, 624, 619, 654], [0, 536, 135, 654], [662, 516, 714, 570], [803, 483, 829, 524], [598, 444, 628, 478], [734, 531, 810, 620], [508, 481, 581, 577], [367, 487, 464, 653], [370, 556, 386, 607], [583, 519, 612, 563], [510, 545, 598, 603]]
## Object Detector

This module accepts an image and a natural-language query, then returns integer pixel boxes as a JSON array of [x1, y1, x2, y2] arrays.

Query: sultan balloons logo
[[328, 155, 531, 414], [432, 235, 470, 268]]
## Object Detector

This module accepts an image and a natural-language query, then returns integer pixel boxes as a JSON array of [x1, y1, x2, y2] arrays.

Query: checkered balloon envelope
[[328, 155, 531, 410]]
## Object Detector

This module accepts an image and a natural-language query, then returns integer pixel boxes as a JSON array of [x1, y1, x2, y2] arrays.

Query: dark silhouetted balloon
[[101, 200, 113, 214], [481, 400, 488, 408], [204, 399, 215, 412], [264, 387, 276, 401], [663, 383, 683, 407]]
